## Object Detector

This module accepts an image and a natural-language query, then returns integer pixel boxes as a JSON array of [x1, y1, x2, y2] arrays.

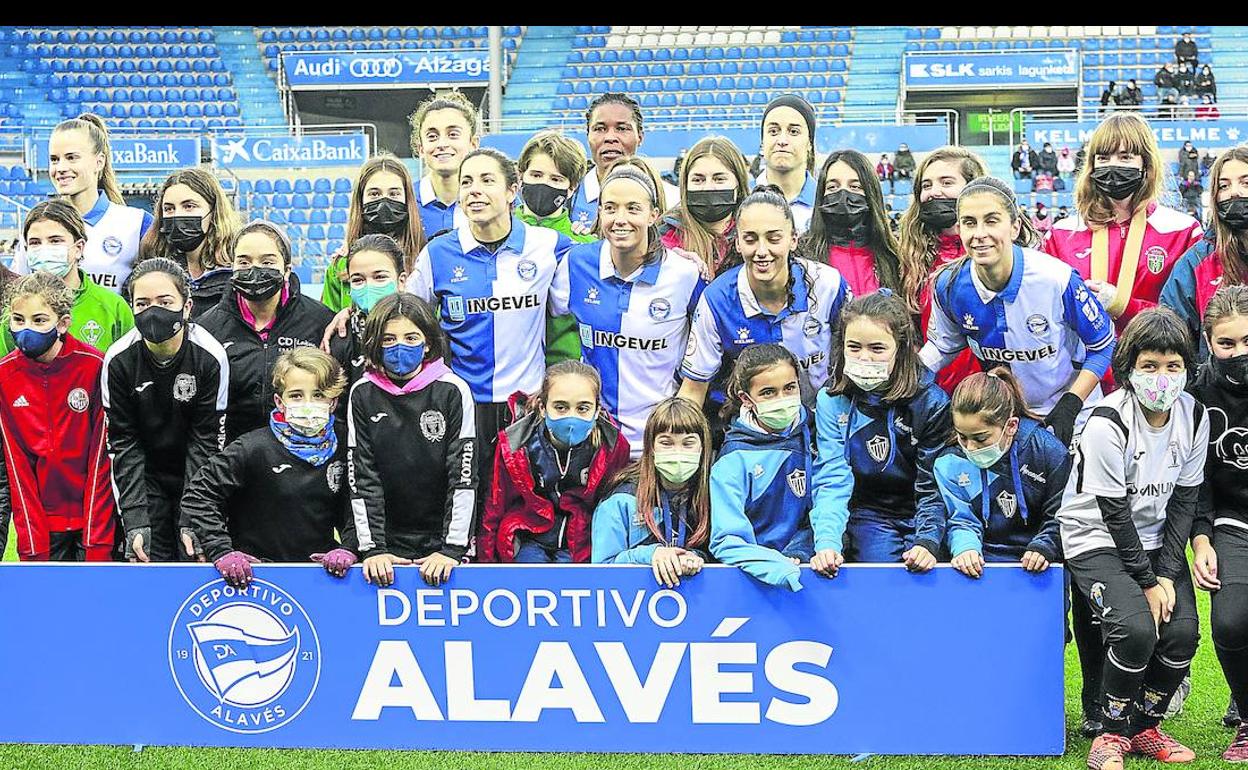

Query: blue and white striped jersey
[[550, 241, 704, 452], [416, 176, 467, 237], [920, 245, 1116, 415], [408, 217, 572, 404]]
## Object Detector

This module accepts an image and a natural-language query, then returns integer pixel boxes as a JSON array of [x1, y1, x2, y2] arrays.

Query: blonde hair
[[4, 271, 74, 318], [1074, 112, 1165, 228], [271, 347, 347, 400], [667, 136, 750, 278], [52, 113, 123, 205], [518, 130, 588, 186]]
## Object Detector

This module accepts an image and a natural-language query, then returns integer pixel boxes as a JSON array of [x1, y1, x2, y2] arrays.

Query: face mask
[[964, 427, 1011, 470], [844, 356, 891, 391], [160, 215, 207, 253], [685, 189, 738, 225], [1090, 166, 1144, 201], [1218, 197, 1248, 231], [520, 182, 569, 219], [349, 281, 396, 314], [361, 197, 408, 234], [819, 189, 870, 235], [27, 245, 73, 278], [653, 448, 701, 485], [382, 342, 425, 377], [918, 197, 958, 231], [13, 326, 59, 358], [751, 394, 801, 432], [231, 266, 285, 301], [134, 305, 185, 344], [1215, 353, 1248, 385], [284, 401, 332, 437], [1038, 210, 1048, 220], [1130, 370, 1186, 413], [545, 413, 596, 447]]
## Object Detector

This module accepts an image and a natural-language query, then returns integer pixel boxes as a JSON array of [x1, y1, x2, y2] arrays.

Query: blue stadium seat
[[274, 179, 293, 195], [330, 210, 348, 225], [290, 210, 309, 226], [311, 192, 329, 209], [333, 177, 351, 194], [310, 209, 328, 225]]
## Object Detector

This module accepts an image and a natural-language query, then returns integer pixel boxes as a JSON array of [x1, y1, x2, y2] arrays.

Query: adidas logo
[[12, 395, 29, 408]]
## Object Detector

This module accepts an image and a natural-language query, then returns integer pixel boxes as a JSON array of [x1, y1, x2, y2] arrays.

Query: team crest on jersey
[[173, 374, 197, 403], [648, 298, 671, 321], [866, 434, 890, 463], [81, 320, 103, 346], [997, 491, 1018, 519], [957, 472, 971, 487], [786, 469, 807, 498], [326, 460, 344, 493], [420, 410, 447, 442], [962, 314, 979, 331], [803, 316, 822, 337], [451, 265, 468, 283], [1146, 246, 1167, 275], [446, 296, 465, 322], [102, 235, 123, 256], [1025, 314, 1049, 337], [67, 387, 89, 413], [516, 259, 538, 282]]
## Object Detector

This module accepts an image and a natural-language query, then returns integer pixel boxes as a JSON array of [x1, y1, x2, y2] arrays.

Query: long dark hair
[[720, 343, 800, 423], [346, 154, 426, 275], [729, 185, 817, 311], [825, 292, 923, 403]]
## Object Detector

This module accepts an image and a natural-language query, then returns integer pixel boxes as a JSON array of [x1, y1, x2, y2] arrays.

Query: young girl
[[709, 343, 815, 591], [102, 258, 229, 562], [678, 186, 850, 437], [137, 168, 241, 319], [0, 272, 117, 560], [480, 360, 631, 564], [594, 397, 711, 588], [343, 292, 476, 588], [808, 292, 951, 569], [1058, 308, 1207, 770], [1190, 285, 1248, 750], [1044, 112, 1203, 335], [922, 176, 1117, 447], [182, 348, 350, 588], [798, 148, 903, 297], [660, 136, 751, 278], [2, 200, 134, 356], [321, 153, 426, 312], [13, 113, 153, 293], [913, 370, 1069, 577], [328, 234, 408, 390]]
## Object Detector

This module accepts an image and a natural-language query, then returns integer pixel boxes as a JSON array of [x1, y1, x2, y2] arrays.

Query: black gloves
[[1043, 391, 1085, 447]]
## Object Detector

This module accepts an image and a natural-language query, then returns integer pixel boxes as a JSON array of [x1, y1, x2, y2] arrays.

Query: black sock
[[1072, 588, 1105, 714], [1126, 658, 1191, 734], [1217, 642, 1248, 717]]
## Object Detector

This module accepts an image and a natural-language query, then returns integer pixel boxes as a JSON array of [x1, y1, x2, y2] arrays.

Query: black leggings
[[1211, 526, 1248, 711]]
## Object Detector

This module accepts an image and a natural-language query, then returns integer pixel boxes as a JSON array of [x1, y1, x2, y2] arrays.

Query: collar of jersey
[[457, 216, 527, 257], [738, 259, 808, 318], [580, 169, 602, 204], [597, 240, 663, 284], [83, 190, 109, 226], [969, 244, 1025, 304], [753, 171, 816, 209], [419, 176, 455, 210]]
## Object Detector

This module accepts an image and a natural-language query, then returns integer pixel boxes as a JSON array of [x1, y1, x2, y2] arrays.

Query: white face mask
[[27, 245, 73, 278], [1129, 370, 1186, 413], [843, 356, 891, 391], [284, 401, 332, 436]]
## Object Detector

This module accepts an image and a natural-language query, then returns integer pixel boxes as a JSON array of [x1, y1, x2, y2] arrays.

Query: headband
[[602, 166, 658, 207]]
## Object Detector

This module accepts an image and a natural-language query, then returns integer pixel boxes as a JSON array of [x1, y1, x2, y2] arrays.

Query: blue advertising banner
[[212, 133, 369, 168], [33, 137, 201, 171], [0, 564, 1064, 755], [1029, 119, 1248, 149], [905, 50, 1079, 89], [282, 50, 489, 90]]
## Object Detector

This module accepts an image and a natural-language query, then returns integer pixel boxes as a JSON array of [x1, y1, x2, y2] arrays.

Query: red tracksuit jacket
[[919, 232, 981, 394], [0, 333, 117, 560]]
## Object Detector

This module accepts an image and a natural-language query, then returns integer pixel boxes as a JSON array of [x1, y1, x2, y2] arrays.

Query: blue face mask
[[382, 342, 425, 377], [13, 326, 60, 358], [350, 281, 397, 314], [545, 414, 596, 447]]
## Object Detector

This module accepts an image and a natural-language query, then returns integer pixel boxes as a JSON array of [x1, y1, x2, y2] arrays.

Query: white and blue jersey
[[550, 241, 704, 451], [14, 190, 153, 293], [752, 170, 818, 235], [921, 245, 1116, 416], [568, 169, 681, 234], [682, 258, 849, 406], [408, 217, 572, 403], [417, 176, 467, 237]]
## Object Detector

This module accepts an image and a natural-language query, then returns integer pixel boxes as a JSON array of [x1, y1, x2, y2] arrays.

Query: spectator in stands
[[1176, 31, 1199, 68], [1075, 143, 1089, 175], [516, 131, 595, 365], [11, 114, 153, 294], [198, 221, 335, 445], [1177, 62, 1196, 98], [1179, 141, 1202, 180], [875, 154, 895, 184], [755, 94, 819, 235], [409, 92, 480, 238], [1032, 202, 1052, 234], [138, 168, 240, 321], [1120, 79, 1144, 107], [1038, 142, 1060, 177], [749, 153, 764, 178], [321, 154, 427, 314], [894, 143, 916, 180], [1155, 62, 1180, 105], [1058, 147, 1076, 178], [660, 136, 750, 279], [1197, 64, 1217, 102], [1100, 80, 1119, 110], [1197, 93, 1222, 120], [569, 93, 679, 236], [800, 148, 902, 296], [1011, 141, 1038, 180], [1180, 170, 1204, 222], [0, 201, 133, 358]]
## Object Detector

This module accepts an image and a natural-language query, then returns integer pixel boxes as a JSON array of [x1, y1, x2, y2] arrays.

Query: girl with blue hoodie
[[709, 343, 815, 591], [914, 369, 1068, 578], [809, 291, 952, 574]]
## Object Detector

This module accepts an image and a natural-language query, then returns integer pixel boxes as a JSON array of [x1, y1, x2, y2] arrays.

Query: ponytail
[[950, 368, 1039, 427], [54, 114, 122, 205]]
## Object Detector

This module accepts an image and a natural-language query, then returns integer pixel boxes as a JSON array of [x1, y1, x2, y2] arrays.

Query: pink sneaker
[[1088, 733, 1130, 770], [1129, 726, 1196, 763], [1224, 724, 1248, 762]]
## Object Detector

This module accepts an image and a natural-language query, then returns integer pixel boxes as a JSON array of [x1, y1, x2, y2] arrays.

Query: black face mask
[[231, 267, 285, 301], [361, 197, 408, 235], [135, 305, 186, 344], [1215, 353, 1248, 386], [819, 189, 870, 236], [520, 182, 569, 219], [918, 197, 958, 231], [1219, 197, 1248, 231], [160, 215, 206, 253], [685, 189, 738, 225], [1090, 166, 1144, 201]]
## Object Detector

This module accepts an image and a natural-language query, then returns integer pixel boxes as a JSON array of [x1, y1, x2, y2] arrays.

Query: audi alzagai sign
[[281, 50, 489, 90]]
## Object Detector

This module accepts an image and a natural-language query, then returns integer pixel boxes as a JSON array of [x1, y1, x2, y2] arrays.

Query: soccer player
[[755, 94, 820, 234], [408, 92, 479, 237]]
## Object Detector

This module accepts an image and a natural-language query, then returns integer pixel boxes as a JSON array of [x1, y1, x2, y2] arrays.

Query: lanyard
[[1090, 205, 1148, 318], [660, 493, 687, 548]]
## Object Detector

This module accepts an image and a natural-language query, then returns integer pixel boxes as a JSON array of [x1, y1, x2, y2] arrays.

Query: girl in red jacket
[[480, 360, 631, 563], [0, 272, 117, 560]]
